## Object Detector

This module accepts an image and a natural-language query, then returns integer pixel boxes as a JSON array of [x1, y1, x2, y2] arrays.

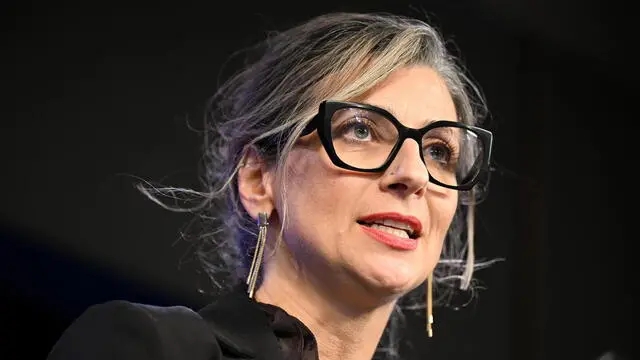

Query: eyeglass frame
[[300, 100, 494, 191]]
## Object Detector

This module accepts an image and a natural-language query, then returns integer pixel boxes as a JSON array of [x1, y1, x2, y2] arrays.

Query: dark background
[[1, 1, 635, 359]]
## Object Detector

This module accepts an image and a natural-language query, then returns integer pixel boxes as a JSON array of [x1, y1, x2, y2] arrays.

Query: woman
[[47, 11, 494, 360]]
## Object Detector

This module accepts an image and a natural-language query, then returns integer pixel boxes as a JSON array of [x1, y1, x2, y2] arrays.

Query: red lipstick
[[358, 212, 423, 235], [357, 212, 423, 251]]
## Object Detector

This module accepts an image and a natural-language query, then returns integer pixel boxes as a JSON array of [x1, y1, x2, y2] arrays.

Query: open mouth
[[356, 220, 419, 239]]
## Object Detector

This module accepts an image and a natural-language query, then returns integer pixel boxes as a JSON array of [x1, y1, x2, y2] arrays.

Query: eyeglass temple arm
[[301, 114, 321, 136]]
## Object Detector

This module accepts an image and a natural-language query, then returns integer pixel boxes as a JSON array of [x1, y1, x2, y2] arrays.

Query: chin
[[358, 257, 424, 299]]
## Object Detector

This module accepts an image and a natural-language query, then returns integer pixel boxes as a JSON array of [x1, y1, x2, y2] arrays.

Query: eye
[[422, 126, 461, 169], [331, 108, 397, 145], [348, 119, 372, 140], [335, 116, 376, 142], [424, 143, 451, 164]]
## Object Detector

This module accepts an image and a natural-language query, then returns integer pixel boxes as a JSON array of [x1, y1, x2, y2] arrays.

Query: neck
[[255, 246, 395, 360]]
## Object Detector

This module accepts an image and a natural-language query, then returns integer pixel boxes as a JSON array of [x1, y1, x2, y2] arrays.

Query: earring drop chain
[[247, 212, 269, 298]]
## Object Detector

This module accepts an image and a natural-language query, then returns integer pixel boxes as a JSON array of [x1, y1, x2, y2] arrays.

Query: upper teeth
[[371, 219, 414, 234]]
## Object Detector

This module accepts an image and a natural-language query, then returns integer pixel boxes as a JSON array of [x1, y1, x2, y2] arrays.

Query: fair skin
[[238, 66, 459, 360]]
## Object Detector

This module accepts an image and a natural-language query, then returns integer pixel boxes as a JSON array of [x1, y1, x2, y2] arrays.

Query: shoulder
[[47, 300, 221, 360]]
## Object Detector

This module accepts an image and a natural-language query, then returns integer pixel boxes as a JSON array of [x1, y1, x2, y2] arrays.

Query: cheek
[[279, 150, 348, 245], [281, 147, 375, 265], [428, 190, 459, 239], [285, 146, 366, 214], [286, 150, 337, 208]]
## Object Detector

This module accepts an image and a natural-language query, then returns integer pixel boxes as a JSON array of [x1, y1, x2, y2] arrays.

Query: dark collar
[[197, 284, 283, 359]]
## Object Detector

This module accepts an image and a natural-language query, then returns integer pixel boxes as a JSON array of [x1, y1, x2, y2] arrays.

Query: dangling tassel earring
[[426, 272, 433, 337], [246, 212, 269, 299]]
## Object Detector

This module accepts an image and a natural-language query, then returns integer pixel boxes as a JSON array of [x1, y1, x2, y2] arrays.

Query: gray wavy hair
[[139, 12, 496, 359]]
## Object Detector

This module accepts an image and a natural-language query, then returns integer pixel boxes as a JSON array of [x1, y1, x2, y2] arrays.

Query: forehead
[[355, 66, 457, 126]]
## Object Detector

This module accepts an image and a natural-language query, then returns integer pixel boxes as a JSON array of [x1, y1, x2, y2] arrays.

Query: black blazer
[[46, 285, 317, 360]]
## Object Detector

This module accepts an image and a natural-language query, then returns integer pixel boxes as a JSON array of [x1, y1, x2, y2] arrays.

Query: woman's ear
[[237, 146, 275, 220]]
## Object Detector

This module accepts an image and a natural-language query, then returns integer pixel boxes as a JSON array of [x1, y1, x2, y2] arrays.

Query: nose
[[379, 140, 429, 198]]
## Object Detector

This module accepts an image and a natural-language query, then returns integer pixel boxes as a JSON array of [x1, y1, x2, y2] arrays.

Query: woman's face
[[277, 66, 459, 303]]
